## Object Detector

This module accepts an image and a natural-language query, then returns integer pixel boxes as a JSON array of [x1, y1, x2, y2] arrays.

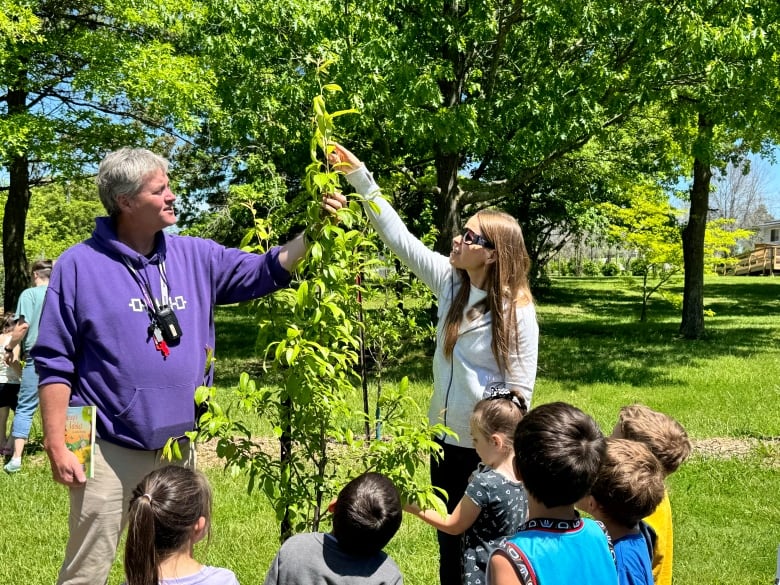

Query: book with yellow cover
[[65, 406, 96, 478]]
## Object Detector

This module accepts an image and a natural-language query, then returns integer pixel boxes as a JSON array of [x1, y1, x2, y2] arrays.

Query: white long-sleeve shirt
[[347, 168, 539, 446]]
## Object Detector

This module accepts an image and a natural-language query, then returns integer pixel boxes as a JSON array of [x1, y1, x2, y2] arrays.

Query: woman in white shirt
[[331, 144, 539, 585]]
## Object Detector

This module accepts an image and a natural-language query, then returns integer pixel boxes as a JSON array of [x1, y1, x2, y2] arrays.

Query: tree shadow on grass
[[214, 278, 780, 392], [536, 277, 780, 389], [703, 280, 780, 317]]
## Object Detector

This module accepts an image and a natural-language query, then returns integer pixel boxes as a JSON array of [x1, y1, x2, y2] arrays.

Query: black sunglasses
[[462, 228, 494, 249]]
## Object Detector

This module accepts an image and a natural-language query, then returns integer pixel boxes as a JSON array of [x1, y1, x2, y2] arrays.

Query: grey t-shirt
[[263, 532, 402, 585]]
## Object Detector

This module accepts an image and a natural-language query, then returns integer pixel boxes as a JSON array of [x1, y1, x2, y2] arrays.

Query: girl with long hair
[[330, 143, 539, 585], [124, 466, 238, 585]]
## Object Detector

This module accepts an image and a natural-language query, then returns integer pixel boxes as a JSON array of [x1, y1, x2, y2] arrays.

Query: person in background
[[613, 404, 692, 585], [404, 388, 528, 585], [3, 259, 52, 473], [124, 465, 238, 585], [0, 312, 23, 456], [578, 438, 666, 585], [487, 402, 618, 585], [31, 147, 345, 585], [263, 472, 403, 585], [330, 142, 539, 585]]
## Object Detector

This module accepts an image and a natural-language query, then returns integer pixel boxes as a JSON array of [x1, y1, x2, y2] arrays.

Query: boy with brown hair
[[613, 405, 692, 585], [578, 438, 666, 585]]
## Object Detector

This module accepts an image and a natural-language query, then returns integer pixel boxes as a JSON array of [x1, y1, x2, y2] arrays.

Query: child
[[0, 312, 22, 456], [487, 402, 618, 585], [404, 388, 529, 585], [263, 472, 403, 585], [578, 438, 666, 585], [613, 404, 691, 585], [124, 465, 239, 585]]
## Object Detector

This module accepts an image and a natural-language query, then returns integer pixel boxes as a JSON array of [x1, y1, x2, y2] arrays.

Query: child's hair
[[30, 259, 53, 280], [589, 438, 666, 528], [513, 402, 605, 507], [616, 404, 692, 475], [2, 312, 17, 334], [331, 472, 402, 557], [125, 466, 212, 585], [471, 387, 527, 445]]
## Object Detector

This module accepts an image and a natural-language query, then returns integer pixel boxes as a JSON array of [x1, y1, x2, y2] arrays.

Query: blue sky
[[762, 155, 780, 218], [672, 149, 780, 219]]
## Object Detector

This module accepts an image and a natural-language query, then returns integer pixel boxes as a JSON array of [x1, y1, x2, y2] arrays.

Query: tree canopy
[[2, 0, 779, 333], [1, 0, 220, 308]]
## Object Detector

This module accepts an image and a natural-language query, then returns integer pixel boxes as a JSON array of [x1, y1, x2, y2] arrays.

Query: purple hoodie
[[32, 217, 291, 450]]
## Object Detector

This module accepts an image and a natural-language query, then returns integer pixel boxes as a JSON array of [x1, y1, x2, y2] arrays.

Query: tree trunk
[[434, 153, 461, 254], [2, 83, 31, 312], [279, 397, 293, 542], [3, 154, 31, 313], [680, 113, 713, 339], [433, 0, 467, 254]]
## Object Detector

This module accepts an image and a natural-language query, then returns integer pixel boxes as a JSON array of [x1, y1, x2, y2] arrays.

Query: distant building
[[718, 219, 780, 275], [753, 220, 780, 245]]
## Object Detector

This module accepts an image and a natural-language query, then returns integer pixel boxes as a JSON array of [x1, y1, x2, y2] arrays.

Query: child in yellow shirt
[[613, 405, 692, 585]]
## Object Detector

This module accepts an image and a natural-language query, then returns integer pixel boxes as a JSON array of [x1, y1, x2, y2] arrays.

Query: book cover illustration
[[65, 406, 96, 478]]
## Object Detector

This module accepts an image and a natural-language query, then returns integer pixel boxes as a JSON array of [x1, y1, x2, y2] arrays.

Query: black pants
[[430, 438, 481, 585]]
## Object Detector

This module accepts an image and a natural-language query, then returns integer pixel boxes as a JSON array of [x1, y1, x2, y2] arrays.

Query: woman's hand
[[329, 142, 363, 174]]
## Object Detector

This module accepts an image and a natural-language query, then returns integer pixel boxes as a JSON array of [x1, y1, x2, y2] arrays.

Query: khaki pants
[[56, 438, 196, 585]]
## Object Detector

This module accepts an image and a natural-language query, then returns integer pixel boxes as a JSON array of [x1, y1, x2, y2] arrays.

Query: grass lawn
[[1, 275, 778, 584]]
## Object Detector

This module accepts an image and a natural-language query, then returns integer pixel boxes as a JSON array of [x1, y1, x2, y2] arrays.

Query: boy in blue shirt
[[488, 402, 618, 585], [578, 438, 666, 585]]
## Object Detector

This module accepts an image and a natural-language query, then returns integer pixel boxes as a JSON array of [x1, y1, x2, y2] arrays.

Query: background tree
[[659, 0, 780, 338], [1, 0, 219, 309], [602, 183, 684, 321], [709, 159, 775, 236], [603, 184, 752, 321], [21, 181, 104, 260]]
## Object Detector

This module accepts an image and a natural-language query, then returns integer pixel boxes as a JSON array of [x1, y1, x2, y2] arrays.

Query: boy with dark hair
[[614, 405, 692, 585], [488, 402, 618, 585], [578, 438, 666, 585], [263, 472, 403, 585]]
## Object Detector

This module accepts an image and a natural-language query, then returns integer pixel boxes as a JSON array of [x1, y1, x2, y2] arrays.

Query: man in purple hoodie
[[31, 147, 346, 585]]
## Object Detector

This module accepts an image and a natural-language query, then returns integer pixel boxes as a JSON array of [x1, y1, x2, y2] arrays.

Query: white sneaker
[[4, 458, 22, 473]]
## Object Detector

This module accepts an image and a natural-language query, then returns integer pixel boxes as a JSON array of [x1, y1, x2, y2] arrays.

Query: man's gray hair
[[97, 148, 169, 216]]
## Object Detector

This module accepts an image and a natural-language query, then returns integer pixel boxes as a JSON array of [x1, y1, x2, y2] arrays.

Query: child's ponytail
[[125, 490, 160, 585], [471, 387, 527, 441], [123, 466, 212, 585]]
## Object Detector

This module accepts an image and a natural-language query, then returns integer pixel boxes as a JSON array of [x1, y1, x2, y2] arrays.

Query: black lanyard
[[122, 257, 173, 358]]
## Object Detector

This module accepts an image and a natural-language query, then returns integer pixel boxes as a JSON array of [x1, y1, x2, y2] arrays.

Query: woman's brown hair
[[442, 210, 532, 375]]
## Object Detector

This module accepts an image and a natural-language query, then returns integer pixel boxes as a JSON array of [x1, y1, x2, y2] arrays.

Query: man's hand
[[39, 382, 85, 487], [321, 192, 347, 217], [46, 445, 87, 487]]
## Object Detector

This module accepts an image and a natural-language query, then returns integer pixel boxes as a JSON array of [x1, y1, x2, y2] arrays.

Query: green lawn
[[1, 275, 778, 584]]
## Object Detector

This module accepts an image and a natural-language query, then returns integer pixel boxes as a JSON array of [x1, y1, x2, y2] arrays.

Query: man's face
[[124, 168, 177, 232]]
